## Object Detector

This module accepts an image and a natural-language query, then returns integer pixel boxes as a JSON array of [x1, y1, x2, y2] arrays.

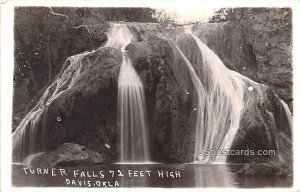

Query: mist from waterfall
[[175, 28, 266, 163], [106, 24, 150, 163]]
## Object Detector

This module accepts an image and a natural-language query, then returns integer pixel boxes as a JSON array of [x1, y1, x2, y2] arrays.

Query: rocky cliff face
[[13, 11, 292, 166], [239, 9, 292, 111], [207, 8, 292, 111]]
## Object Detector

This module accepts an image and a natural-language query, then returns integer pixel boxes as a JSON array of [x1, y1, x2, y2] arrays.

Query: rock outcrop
[[13, 47, 122, 162]]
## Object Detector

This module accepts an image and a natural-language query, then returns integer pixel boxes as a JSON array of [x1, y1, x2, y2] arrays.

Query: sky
[[155, 8, 218, 24]]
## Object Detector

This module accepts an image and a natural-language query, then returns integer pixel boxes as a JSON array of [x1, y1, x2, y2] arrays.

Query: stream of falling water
[[280, 99, 293, 131], [175, 28, 267, 163], [106, 24, 150, 163]]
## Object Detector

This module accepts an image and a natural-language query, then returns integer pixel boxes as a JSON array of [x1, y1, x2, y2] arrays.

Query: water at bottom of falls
[[12, 163, 293, 188]]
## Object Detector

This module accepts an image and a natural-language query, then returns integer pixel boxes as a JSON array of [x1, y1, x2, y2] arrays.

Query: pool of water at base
[[12, 163, 292, 188]]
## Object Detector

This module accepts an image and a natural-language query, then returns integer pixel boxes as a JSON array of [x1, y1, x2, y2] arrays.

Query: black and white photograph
[[1, 0, 299, 190]]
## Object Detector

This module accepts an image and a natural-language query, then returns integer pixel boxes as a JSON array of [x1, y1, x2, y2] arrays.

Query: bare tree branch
[[72, 24, 105, 35], [48, 7, 69, 19], [73, 24, 104, 29]]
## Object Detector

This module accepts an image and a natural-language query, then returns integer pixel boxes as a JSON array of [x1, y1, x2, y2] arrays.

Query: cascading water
[[12, 22, 288, 165], [280, 99, 293, 131], [106, 24, 150, 163], [12, 51, 91, 162], [175, 28, 266, 163]]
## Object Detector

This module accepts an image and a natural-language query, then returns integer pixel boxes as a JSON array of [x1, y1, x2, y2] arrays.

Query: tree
[[152, 9, 177, 26]]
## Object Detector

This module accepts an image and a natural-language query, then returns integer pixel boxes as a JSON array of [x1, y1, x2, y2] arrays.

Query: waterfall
[[12, 23, 150, 163], [106, 24, 150, 163], [13, 22, 280, 165], [12, 52, 91, 162], [175, 29, 266, 163], [280, 99, 293, 131]]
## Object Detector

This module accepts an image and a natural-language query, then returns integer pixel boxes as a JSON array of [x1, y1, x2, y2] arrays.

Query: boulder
[[31, 143, 103, 167]]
